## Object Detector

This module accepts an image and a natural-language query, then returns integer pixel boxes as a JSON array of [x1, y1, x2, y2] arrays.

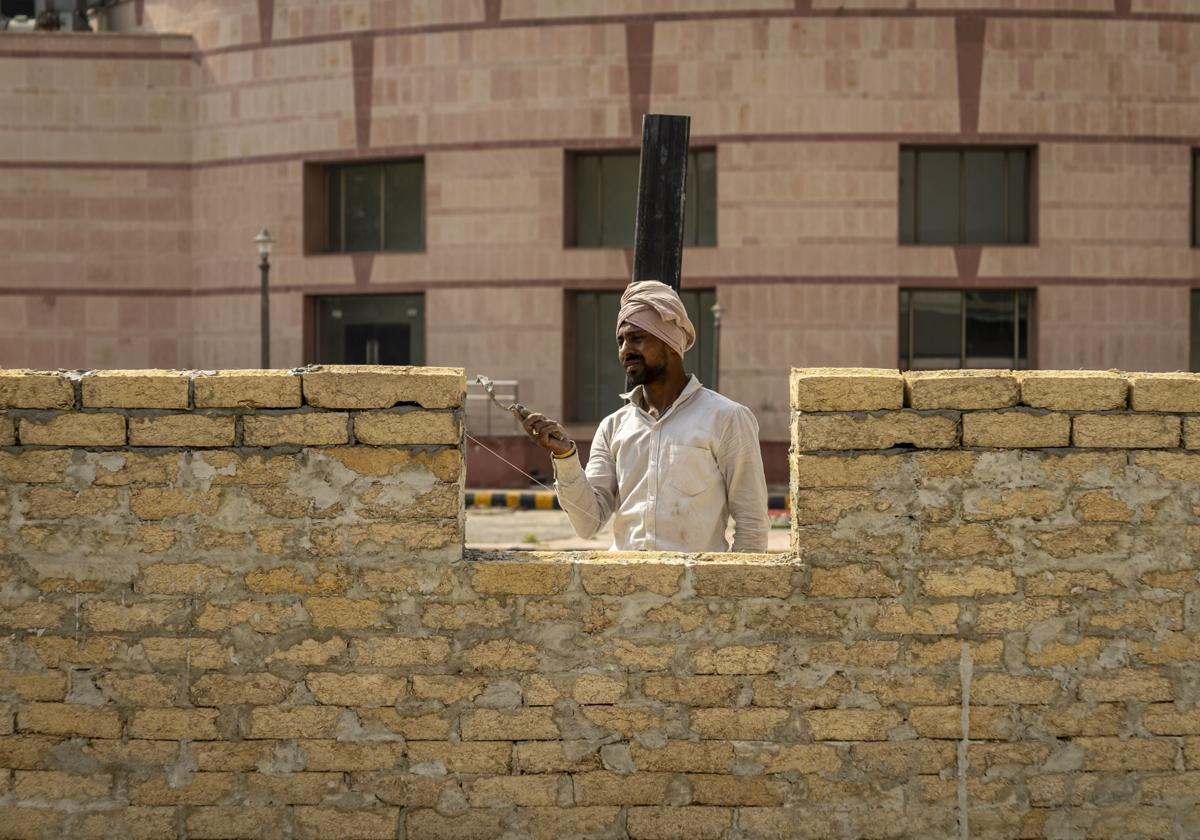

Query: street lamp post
[[254, 228, 275, 369], [710, 301, 724, 393]]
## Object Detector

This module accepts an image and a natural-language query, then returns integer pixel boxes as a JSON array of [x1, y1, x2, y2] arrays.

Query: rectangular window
[[570, 149, 717, 248], [311, 294, 425, 365], [325, 159, 424, 253], [899, 147, 1031, 245], [571, 288, 716, 422], [899, 289, 1031, 370]]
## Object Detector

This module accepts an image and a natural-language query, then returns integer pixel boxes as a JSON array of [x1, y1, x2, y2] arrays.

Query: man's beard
[[625, 358, 666, 388]]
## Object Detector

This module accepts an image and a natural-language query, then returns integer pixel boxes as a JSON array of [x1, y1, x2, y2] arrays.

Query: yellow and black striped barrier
[[465, 491, 790, 512]]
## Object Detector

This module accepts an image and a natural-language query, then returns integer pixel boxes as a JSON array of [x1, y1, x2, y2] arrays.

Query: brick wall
[[0, 366, 1198, 838]]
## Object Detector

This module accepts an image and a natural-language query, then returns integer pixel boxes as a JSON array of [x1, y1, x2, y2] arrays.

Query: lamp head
[[254, 228, 275, 259]]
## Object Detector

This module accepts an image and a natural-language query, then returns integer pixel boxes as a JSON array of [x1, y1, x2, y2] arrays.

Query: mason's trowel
[[476, 375, 566, 441]]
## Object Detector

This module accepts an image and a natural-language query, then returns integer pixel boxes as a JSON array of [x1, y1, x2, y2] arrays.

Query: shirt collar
[[621, 375, 704, 419]]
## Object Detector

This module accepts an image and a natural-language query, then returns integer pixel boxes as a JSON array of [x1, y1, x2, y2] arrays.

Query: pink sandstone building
[[2, 0, 1199, 484]]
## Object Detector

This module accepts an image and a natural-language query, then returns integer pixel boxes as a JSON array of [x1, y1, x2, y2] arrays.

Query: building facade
[[2, 0, 1200, 483]]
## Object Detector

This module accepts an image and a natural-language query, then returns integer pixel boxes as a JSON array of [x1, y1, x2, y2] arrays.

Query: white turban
[[615, 281, 696, 358]]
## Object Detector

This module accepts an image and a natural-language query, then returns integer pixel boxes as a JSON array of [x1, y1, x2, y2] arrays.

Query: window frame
[[303, 292, 426, 366], [1192, 149, 1199, 249], [899, 145, 1035, 247], [899, 288, 1034, 371], [305, 157, 426, 255], [564, 147, 718, 249]]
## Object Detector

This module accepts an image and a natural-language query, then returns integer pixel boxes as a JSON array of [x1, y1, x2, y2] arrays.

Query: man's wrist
[[551, 440, 577, 459]]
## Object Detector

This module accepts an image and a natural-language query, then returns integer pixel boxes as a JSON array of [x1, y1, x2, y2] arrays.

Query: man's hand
[[521, 412, 574, 457]]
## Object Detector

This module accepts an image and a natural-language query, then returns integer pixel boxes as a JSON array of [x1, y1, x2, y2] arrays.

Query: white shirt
[[552, 376, 770, 552]]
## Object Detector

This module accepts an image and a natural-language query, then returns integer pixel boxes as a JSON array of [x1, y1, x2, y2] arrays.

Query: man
[[522, 280, 769, 552]]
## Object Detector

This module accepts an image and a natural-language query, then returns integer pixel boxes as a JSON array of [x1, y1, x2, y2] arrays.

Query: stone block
[[130, 487, 220, 520], [626, 807, 733, 840], [242, 413, 349, 446], [128, 708, 220, 740], [573, 771, 672, 806], [18, 703, 121, 738], [403, 810, 503, 840], [1185, 417, 1200, 449], [1019, 370, 1127, 410], [1073, 414, 1180, 448], [962, 411, 1070, 448], [406, 741, 509, 774], [294, 807, 399, 839], [691, 562, 793, 597], [0, 450, 72, 484], [193, 370, 301, 408], [468, 774, 563, 807], [1079, 670, 1173, 703], [464, 639, 540, 671], [873, 603, 960, 635], [302, 365, 463, 409], [128, 414, 235, 447], [807, 564, 898, 598], [642, 676, 739, 707], [920, 567, 1017, 597], [471, 560, 571, 594], [306, 672, 407, 706], [691, 708, 788, 740], [353, 411, 459, 445], [136, 563, 229, 595], [849, 740, 957, 774], [1142, 704, 1200, 735], [1129, 373, 1200, 412], [1077, 737, 1177, 771], [352, 637, 451, 667], [0, 371, 74, 409], [791, 411, 957, 451], [971, 673, 1060, 705], [757, 744, 841, 774], [791, 453, 902, 487], [0, 414, 11, 445], [693, 644, 778, 675], [304, 597, 384, 629], [83, 601, 177, 632], [906, 371, 1019, 409], [524, 807, 621, 840], [461, 708, 558, 740], [246, 706, 342, 739], [804, 709, 901, 740], [13, 770, 111, 800], [19, 413, 125, 446], [82, 371, 188, 409], [190, 673, 292, 706], [186, 807, 288, 839], [790, 368, 903, 412], [25, 487, 119, 518]]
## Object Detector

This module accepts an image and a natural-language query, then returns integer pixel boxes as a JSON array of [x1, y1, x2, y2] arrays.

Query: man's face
[[617, 322, 670, 388]]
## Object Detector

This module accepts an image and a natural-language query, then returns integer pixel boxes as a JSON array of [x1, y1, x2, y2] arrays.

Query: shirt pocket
[[665, 443, 719, 497]]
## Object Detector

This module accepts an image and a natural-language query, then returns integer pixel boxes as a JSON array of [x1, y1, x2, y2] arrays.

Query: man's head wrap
[[616, 280, 696, 358]]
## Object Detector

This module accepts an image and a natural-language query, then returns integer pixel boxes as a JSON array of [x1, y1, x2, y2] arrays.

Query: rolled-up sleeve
[[717, 406, 770, 552], [553, 423, 617, 540]]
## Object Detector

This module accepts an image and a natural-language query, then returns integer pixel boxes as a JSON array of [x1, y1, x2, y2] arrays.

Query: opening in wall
[[899, 288, 1032, 370], [305, 158, 425, 254], [899, 146, 1033, 245], [309, 294, 425, 365]]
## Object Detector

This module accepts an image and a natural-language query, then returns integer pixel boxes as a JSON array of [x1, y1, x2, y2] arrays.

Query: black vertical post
[[632, 114, 691, 291], [259, 255, 271, 368]]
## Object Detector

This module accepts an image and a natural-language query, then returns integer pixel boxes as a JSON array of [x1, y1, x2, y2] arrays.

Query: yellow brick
[[304, 596, 384, 629], [351, 637, 451, 667], [406, 741, 509, 774], [1142, 704, 1200, 735], [692, 563, 793, 597], [136, 562, 229, 595], [975, 599, 1064, 633], [353, 411, 459, 445], [920, 567, 1016, 597], [471, 561, 571, 594], [906, 370, 1018, 409], [27, 636, 124, 668], [791, 453, 902, 488], [921, 524, 1011, 559], [1133, 451, 1200, 481], [97, 673, 179, 706], [298, 740, 403, 772], [0, 670, 66, 702], [688, 774, 781, 806], [751, 674, 849, 709], [464, 639, 539, 671], [0, 370, 73, 409], [1078, 737, 1177, 771], [857, 675, 958, 706], [791, 488, 877, 525], [82, 370, 188, 408], [129, 708, 220, 740], [193, 601, 297, 634], [193, 370, 301, 408], [130, 772, 235, 805], [804, 709, 901, 741], [461, 708, 558, 740], [1073, 414, 1180, 448], [873, 603, 960, 635], [694, 644, 777, 675], [807, 564, 898, 598], [18, 703, 121, 738], [1185, 416, 1200, 449], [1089, 597, 1182, 632], [808, 641, 900, 668], [186, 807, 287, 839], [130, 487, 220, 520], [790, 368, 903, 412], [83, 601, 176, 632], [1075, 491, 1135, 522], [25, 486, 120, 518], [128, 414, 235, 447], [0, 450, 72, 484], [190, 673, 292, 706], [631, 741, 735, 773], [972, 673, 1060, 705], [1128, 372, 1200, 412], [242, 413, 349, 446], [907, 639, 1002, 668], [468, 774, 563, 807], [962, 411, 1070, 448], [93, 452, 180, 486], [849, 740, 957, 774], [578, 559, 683, 595], [356, 708, 451, 740], [1132, 633, 1200, 664], [909, 706, 1013, 740], [294, 807, 399, 839], [403, 810, 502, 840], [244, 565, 348, 594], [756, 743, 841, 774], [642, 676, 738, 706], [573, 771, 672, 805], [246, 705, 341, 739], [140, 638, 230, 670], [302, 365, 462, 410], [1029, 525, 1121, 559], [524, 807, 620, 840], [627, 807, 732, 840], [0, 414, 11, 445], [1019, 371, 1128, 410], [691, 708, 788, 740], [18, 413, 125, 446], [791, 412, 957, 451], [1079, 670, 1173, 703], [515, 743, 601, 774], [0, 602, 66, 630], [266, 637, 346, 667], [305, 672, 406, 706], [13, 770, 110, 800], [421, 599, 510, 629], [1026, 636, 1106, 668]]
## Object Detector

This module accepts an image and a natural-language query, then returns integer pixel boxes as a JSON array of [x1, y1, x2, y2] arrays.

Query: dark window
[[571, 288, 716, 422], [899, 289, 1031, 370], [900, 147, 1031, 245], [570, 150, 716, 248], [325, 159, 423, 252], [312, 294, 424, 365], [1191, 291, 1200, 372]]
